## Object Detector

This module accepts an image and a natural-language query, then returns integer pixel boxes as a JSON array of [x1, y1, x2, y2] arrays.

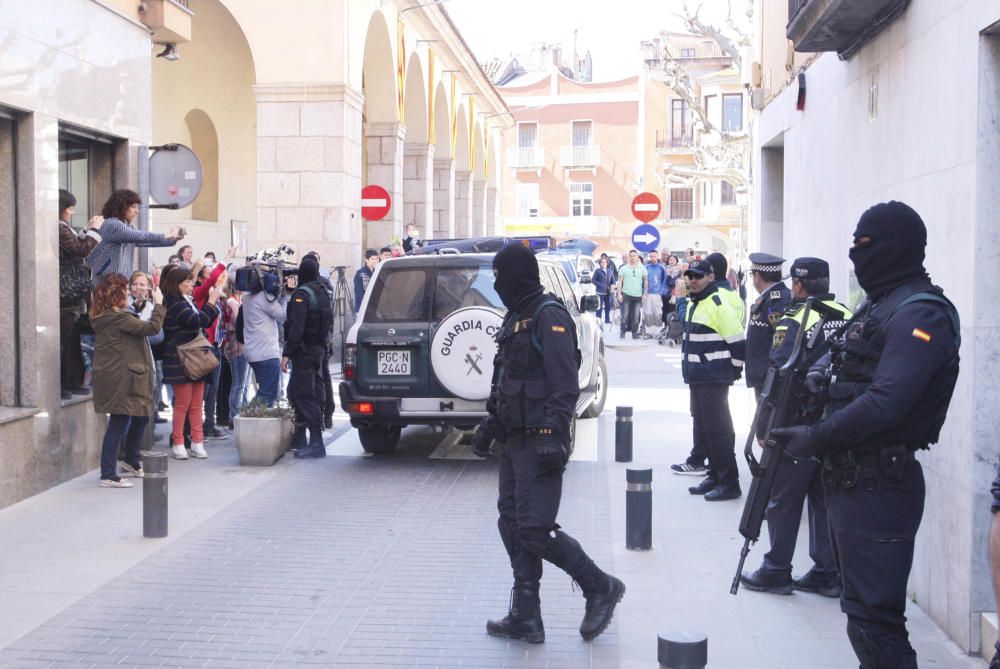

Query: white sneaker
[[190, 442, 208, 459], [171, 444, 189, 460]]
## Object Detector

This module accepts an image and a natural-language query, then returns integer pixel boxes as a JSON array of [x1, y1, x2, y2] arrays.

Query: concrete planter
[[233, 415, 293, 466]]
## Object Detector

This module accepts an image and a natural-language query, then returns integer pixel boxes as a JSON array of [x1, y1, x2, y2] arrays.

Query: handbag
[[59, 250, 93, 307], [175, 332, 220, 380]]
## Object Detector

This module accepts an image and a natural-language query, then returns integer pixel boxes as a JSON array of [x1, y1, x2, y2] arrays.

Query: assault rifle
[[729, 298, 844, 595]]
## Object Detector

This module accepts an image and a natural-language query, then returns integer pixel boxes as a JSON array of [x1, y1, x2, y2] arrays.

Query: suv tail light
[[344, 344, 357, 380]]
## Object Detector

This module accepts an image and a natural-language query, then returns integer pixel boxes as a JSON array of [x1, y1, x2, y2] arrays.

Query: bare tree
[[644, 0, 754, 190]]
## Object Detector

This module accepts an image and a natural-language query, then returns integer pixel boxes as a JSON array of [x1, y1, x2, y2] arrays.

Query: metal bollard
[[142, 451, 168, 538], [615, 406, 633, 462], [626, 468, 652, 550], [658, 631, 707, 669]]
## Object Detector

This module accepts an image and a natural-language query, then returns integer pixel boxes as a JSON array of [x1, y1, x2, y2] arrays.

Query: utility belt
[[821, 444, 916, 489], [508, 426, 557, 436]]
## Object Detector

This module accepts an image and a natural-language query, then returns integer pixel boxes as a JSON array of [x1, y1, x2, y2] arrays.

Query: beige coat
[[91, 305, 165, 416]]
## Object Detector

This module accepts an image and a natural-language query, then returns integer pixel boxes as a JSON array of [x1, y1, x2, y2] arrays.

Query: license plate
[[377, 350, 410, 375]]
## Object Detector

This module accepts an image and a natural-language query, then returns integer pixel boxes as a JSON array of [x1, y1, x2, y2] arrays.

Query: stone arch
[[403, 52, 427, 144], [362, 10, 399, 125], [472, 120, 485, 181], [454, 102, 470, 173], [433, 80, 452, 159], [486, 134, 500, 189], [184, 109, 219, 222]]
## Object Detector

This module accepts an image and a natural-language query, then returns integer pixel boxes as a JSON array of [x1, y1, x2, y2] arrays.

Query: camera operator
[[281, 255, 332, 458], [242, 267, 290, 407]]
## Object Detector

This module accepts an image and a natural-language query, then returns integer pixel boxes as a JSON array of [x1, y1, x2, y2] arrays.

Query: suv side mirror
[[580, 294, 600, 312], [579, 270, 593, 284]]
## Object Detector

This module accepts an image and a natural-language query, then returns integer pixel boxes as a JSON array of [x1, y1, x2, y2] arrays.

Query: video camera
[[234, 244, 299, 297]]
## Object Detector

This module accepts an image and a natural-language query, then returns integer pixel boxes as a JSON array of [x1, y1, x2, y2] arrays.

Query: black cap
[[749, 252, 785, 273], [684, 259, 714, 277], [789, 257, 829, 280]]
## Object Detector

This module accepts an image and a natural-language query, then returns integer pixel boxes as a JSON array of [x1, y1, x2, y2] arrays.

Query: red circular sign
[[361, 184, 392, 221], [631, 192, 662, 223]]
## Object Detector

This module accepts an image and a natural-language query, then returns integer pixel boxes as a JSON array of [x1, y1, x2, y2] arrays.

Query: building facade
[[0, 0, 508, 509], [752, 0, 1000, 655]]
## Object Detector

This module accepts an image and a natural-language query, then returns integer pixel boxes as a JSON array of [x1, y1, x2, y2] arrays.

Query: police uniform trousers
[[497, 431, 591, 582], [760, 454, 836, 577], [287, 343, 327, 430], [824, 450, 924, 668], [689, 384, 738, 486]]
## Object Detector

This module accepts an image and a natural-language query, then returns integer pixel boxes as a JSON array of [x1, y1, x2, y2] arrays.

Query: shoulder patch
[[772, 331, 786, 349], [551, 325, 566, 333], [294, 297, 304, 303], [770, 290, 781, 300], [712, 295, 722, 306], [912, 328, 931, 343]]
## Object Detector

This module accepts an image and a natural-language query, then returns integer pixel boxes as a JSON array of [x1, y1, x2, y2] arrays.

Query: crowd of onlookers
[[58, 188, 343, 487]]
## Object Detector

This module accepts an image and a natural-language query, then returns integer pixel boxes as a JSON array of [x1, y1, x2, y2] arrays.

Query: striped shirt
[[86, 218, 175, 279]]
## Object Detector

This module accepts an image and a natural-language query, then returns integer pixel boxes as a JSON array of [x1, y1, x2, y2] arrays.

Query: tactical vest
[[495, 294, 579, 430], [298, 282, 333, 347], [828, 281, 960, 448]]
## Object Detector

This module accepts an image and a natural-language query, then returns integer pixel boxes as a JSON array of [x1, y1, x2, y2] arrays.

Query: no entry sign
[[631, 192, 661, 223], [361, 184, 391, 221]]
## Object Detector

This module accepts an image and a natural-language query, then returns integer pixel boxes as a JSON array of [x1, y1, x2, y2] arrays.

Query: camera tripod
[[330, 266, 356, 371]]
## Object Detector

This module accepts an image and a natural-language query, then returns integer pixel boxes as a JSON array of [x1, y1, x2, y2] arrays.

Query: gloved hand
[[733, 364, 743, 382], [805, 370, 828, 396], [770, 425, 816, 460], [535, 432, 569, 474], [472, 419, 495, 458]]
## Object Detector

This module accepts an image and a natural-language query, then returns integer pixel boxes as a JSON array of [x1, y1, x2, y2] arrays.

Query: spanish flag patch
[[551, 325, 566, 333], [912, 328, 931, 342]]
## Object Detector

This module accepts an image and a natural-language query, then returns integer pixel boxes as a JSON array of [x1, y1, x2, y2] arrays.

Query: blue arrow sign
[[631, 224, 660, 253]]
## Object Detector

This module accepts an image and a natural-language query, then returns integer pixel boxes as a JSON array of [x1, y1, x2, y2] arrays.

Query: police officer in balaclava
[[474, 242, 624, 644], [774, 201, 961, 669]]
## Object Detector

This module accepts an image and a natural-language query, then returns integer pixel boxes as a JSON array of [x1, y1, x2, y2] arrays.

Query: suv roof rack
[[410, 236, 554, 255]]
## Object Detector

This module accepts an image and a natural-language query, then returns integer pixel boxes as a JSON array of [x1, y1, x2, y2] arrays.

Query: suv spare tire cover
[[430, 306, 504, 401]]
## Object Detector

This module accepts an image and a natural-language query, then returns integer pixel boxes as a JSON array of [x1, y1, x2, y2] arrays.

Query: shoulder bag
[[175, 331, 219, 380]]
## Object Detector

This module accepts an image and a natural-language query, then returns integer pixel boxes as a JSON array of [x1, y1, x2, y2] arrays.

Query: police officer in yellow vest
[[682, 259, 747, 501], [740, 257, 851, 596]]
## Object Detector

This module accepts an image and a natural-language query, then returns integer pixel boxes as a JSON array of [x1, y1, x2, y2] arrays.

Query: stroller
[[658, 305, 685, 347]]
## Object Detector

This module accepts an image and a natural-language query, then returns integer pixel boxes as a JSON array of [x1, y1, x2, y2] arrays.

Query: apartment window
[[704, 94, 718, 128], [670, 187, 693, 220], [58, 126, 116, 229], [570, 182, 593, 216], [0, 110, 21, 407], [571, 120, 592, 147], [518, 123, 537, 148], [721, 181, 736, 206], [680, 48, 696, 58], [516, 182, 539, 218], [671, 99, 692, 145], [723, 93, 743, 132]]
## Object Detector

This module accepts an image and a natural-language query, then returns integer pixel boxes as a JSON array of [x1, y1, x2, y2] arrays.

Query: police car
[[339, 245, 609, 454]]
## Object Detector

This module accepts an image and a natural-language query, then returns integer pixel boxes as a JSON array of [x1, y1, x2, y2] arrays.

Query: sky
[[445, 0, 750, 81]]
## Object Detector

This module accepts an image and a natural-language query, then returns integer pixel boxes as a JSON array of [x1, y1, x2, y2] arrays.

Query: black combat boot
[[576, 562, 626, 641], [289, 424, 307, 453], [486, 580, 545, 644], [294, 428, 327, 459]]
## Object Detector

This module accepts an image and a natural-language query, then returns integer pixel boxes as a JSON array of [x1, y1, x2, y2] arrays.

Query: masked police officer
[[281, 255, 333, 459], [474, 242, 624, 644], [773, 202, 961, 668], [740, 257, 851, 597], [745, 253, 790, 399]]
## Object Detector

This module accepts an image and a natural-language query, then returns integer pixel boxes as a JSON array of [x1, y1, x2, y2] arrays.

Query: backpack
[[300, 283, 334, 352]]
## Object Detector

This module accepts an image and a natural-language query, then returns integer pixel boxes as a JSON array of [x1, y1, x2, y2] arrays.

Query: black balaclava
[[849, 201, 928, 298], [492, 243, 543, 310], [298, 256, 320, 285]]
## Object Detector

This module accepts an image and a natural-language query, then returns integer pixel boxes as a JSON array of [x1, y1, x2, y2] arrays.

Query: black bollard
[[142, 451, 168, 538], [626, 468, 652, 550], [658, 631, 707, 669], [615, 406, 633, 462]]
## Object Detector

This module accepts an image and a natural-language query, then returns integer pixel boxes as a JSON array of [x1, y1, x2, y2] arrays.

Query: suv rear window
[[432, 265, 503, 321], [365, 267, 431, 322]]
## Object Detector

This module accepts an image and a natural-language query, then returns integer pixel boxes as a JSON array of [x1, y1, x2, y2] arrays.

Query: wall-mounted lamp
[[155, 43, 179, 61]]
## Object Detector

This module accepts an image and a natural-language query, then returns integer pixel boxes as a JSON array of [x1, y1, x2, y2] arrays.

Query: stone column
[[432, 158, 455, 240], [454, 170, 473, 238], [403, 143, 434, 240], [254, 84, 364, 269], [364, 121, 406, 249], [472, 180, 487, 236], [486, 186, 499, 236]]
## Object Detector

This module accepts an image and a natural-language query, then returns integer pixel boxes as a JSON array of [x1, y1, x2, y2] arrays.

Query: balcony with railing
[[141, 0, 194, 43], [655, 129, 694, 154], [560, 145, 600, 169], [507, 146, 545, 171], [787, 0, 910, 59]]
